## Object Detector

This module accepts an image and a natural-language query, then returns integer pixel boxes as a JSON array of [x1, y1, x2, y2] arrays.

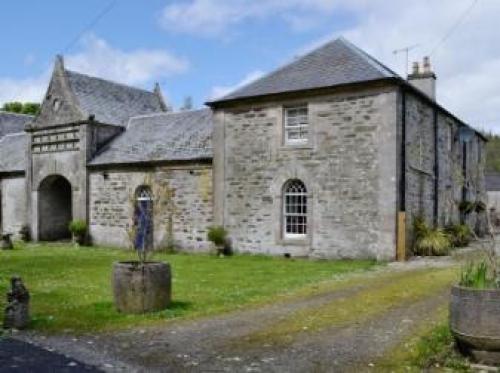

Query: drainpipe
[[461, 140, 467, 224], [433, 108, 439, 226], [400, 91, 406, 212]]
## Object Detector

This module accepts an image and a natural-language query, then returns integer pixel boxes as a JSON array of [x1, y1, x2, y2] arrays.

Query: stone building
[[0, 37, 487, 260]]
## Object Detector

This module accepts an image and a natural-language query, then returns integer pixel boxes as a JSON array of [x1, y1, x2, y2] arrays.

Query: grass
[[0, 242, 376, 334], [377, 316, 471, 372], [240, 267, 458, 347]]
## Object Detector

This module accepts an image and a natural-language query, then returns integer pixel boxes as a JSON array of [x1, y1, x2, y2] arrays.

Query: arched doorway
[[38, 175, 72, 241]]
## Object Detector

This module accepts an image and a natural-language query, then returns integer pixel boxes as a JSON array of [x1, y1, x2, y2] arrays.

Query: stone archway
[[38, 175, 72, 241]]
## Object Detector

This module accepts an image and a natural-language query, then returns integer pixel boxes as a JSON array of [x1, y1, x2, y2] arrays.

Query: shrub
[[69, 220, 87, 245], [69, 220, 87, 236], [475, 201, 486, 213], [414, 229, 451, 256], [458, 201, 475, 215], [413, 216, 430, 238], [207, 226, 228, 247], [19, 225, 31, 242], [413, 217, 451, 256], [207, 226, 232, 255], [445, 224, 472, 247]]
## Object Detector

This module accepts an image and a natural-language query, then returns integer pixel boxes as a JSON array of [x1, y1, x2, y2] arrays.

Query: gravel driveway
[[12, 258, 458, 372]]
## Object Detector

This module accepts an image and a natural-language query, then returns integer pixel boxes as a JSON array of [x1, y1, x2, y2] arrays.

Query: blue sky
[[1, 1, 499, 132]]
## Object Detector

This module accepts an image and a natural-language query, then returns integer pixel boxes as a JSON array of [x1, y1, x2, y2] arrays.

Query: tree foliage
[[485, 133, 500, 173], [1, 102, 40, 115]]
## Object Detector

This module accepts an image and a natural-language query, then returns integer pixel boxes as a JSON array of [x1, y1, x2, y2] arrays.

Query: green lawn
[[0, 243, 377, 334]]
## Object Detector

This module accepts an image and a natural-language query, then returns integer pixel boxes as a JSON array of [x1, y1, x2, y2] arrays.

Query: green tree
[[485, 133, 500, 173], [1, 102, 40, 115]]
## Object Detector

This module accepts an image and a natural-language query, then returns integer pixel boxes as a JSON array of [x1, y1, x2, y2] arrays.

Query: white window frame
[[283, 180, 308, 239], [284, 105, 309, 146]]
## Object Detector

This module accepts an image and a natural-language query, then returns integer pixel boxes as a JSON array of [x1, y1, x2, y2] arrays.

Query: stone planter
[[450, 285, 500, 364], [112, 261, 171, 314]]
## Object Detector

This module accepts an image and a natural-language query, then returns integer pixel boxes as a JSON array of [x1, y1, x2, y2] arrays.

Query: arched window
[[283, 179, 307, 238], [136, 186, 153, 202], [134, 186, 154, 252]]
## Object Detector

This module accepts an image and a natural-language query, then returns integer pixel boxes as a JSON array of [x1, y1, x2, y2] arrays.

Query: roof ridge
[[337, 37, 399, 78], [65, 69, 156, 96], [211, 39, 344, 103], [208, 36, 398, 104], [126, 108, 210, 127]]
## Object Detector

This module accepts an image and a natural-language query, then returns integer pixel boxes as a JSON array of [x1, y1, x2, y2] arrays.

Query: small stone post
[[3, 276, 30, 329]]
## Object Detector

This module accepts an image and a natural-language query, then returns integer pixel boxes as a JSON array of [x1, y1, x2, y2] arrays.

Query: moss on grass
[[377, 314, 470, 372], [241, 267, 458, 347], [0, 242, 376, 334]]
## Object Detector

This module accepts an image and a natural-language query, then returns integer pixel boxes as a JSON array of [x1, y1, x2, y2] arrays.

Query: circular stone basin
[[450, 285, 500, 364], [112, 261, 171, 314]]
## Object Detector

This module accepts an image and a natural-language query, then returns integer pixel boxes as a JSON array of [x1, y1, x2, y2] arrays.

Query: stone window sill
[[277, 238, 310, 246], [279, 145, 313, 151]]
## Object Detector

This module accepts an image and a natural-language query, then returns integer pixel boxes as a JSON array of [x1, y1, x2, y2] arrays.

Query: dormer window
[[284, 106, 308, 145], [53, 98, 61, 112]]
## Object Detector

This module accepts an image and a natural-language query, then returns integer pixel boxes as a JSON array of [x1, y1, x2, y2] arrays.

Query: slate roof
[[89, 109, 212, 166], [66, 70, 166, 126], [208, 37, 398, 104], [0, 133, 27, 173], [0, 112, 32, 137], [486, 173, 500, 191]]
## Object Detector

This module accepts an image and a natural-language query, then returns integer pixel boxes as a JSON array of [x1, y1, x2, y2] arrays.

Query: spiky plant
[[413, 227, 451, 256]]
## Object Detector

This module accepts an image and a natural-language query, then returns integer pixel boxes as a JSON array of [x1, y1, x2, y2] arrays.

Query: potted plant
[[207, 225, 231, 256], [112, 185, 171, 314], [68, 219, 87, 246], [450, 219, 500, 364]]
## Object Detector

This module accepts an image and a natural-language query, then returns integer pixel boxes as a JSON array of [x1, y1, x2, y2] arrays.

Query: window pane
[[283, 180, 307, 236], [285, 106, 308, 144]]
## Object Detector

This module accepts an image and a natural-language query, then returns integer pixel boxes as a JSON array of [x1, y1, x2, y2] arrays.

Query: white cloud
[[209, 70, 265, 100], [0, 34, 188, 106], [159, 0, 347, 36], [66, 34, 188, 86]]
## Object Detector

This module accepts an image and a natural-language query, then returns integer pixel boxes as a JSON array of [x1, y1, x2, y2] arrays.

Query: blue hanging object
[[134, 198, 152, 252]]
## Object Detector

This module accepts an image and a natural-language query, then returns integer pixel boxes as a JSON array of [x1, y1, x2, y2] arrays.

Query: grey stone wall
[[403, 91, 487, 242], [404, 94, 437, 235], [1, 176, 27, 237], [214, 86, 398, 260], [89, 164, 213, 251]]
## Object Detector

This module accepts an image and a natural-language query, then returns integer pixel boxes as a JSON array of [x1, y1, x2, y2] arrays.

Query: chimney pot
[[423, 56, 432, 74], [412, 61, 420, 75]]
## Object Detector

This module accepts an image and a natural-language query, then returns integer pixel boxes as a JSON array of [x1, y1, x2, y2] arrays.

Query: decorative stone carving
[[0, 234, 13, 250], [3, 276, 30, 329]]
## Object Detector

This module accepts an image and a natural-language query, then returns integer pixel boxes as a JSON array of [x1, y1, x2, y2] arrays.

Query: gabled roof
[[0, 112, 32, 137], [0, 133, 27, 173], [208, 37, 398, 105], [65, 69, 167, 126], [486, 173, 500, 191], [89, 109, 212, 166]]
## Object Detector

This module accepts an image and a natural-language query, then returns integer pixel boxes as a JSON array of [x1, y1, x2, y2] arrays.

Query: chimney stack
[[408, 56, 436, 100]]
